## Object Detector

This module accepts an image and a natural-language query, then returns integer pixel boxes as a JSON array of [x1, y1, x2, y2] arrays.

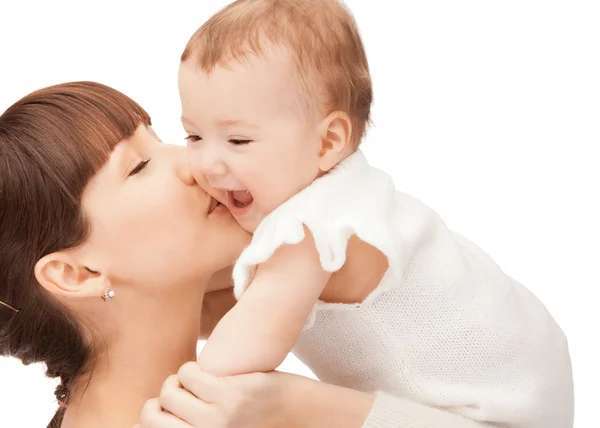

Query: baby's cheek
[[187, 162, 213, 192]]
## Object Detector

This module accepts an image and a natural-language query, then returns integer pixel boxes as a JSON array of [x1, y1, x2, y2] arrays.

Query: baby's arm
[[197, 228, 330, 376]]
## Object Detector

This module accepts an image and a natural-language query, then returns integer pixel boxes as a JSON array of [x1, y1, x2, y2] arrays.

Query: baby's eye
[[185, 135, 202, 143], [228, 138, 252, 145]]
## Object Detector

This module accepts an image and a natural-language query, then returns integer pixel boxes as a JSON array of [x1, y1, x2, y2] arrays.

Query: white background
[[1, 1, 598, 427]]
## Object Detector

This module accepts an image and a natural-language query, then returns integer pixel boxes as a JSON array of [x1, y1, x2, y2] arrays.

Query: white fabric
[[232, 151, 574, 428], [362, 392, 495, 428]]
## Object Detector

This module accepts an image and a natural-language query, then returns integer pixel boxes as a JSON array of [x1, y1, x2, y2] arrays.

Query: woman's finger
[[160, 374, 211, 426], [139, 397, 190, 428], [161, 374, 182, 391], [177, 361, 222, 403]]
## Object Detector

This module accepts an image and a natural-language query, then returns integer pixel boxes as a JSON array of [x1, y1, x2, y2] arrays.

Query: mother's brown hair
[[0, 81, 150, 427]]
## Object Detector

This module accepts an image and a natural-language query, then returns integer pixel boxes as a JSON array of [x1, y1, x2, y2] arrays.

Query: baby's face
[[179, 46, 323, 232]]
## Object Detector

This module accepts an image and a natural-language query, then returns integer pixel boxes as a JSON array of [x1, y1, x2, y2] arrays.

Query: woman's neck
[[61, 283, 205, 428]]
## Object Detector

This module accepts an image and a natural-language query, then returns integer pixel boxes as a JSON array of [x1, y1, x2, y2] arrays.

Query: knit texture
[[232, 151, 574, 428], [362, 392, 494, 428]]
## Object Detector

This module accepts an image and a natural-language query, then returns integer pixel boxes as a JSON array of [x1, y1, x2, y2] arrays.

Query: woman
[[0, 81, 249, 428], [0, 82, 492, 428]]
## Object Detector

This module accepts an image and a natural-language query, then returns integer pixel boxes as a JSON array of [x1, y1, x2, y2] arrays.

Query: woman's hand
[[138, 364, 289, 428], [137, 363, 374, 428]]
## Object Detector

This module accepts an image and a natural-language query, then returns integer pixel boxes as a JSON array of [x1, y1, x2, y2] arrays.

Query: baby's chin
[[234, 214, 261, 234]]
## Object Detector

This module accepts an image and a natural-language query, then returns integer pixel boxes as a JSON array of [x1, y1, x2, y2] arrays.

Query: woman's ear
[[35, 252, 109, 299], [317, 111, 353, 172]]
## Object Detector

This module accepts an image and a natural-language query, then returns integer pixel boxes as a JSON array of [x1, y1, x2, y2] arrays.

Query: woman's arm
[[270, 373, 494, 428], [139, 367, 494, 428], [362, 392, 495, 428]]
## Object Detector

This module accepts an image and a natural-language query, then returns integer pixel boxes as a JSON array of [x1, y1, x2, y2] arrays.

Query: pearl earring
[[102, 288, 116, 302]]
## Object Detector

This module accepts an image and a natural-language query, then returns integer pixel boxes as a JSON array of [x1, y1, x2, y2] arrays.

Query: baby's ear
[[317, 111, 352, 172]]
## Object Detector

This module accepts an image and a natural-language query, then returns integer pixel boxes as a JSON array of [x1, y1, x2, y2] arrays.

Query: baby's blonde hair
[[181, 0, 372, 147]]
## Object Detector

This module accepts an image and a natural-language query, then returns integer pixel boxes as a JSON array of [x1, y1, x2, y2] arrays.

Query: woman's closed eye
[[128, 159, 151, 177]]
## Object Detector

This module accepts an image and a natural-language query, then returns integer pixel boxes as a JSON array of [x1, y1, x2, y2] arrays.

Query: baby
[[178, 1, 573, 427]]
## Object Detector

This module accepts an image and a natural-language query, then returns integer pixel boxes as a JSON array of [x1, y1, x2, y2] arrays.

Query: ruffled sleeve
[[231, 150, 399, 300]]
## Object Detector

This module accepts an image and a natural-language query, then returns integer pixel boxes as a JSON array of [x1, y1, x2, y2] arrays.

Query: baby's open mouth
[[229, 190, 253, 208]]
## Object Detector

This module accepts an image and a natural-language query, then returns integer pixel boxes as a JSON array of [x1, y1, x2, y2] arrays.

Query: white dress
[[232, 150, 574, 428]]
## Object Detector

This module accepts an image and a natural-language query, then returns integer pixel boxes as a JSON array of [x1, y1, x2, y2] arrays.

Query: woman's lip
[[207, 197, 219, 214]]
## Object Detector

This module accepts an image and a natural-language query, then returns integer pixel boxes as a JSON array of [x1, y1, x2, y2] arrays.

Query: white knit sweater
[[362, 392, 496, 428], [232, 151, 574, 428]]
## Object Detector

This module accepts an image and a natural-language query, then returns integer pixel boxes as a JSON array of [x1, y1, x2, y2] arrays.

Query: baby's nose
[[188, 141, 228, 178]]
